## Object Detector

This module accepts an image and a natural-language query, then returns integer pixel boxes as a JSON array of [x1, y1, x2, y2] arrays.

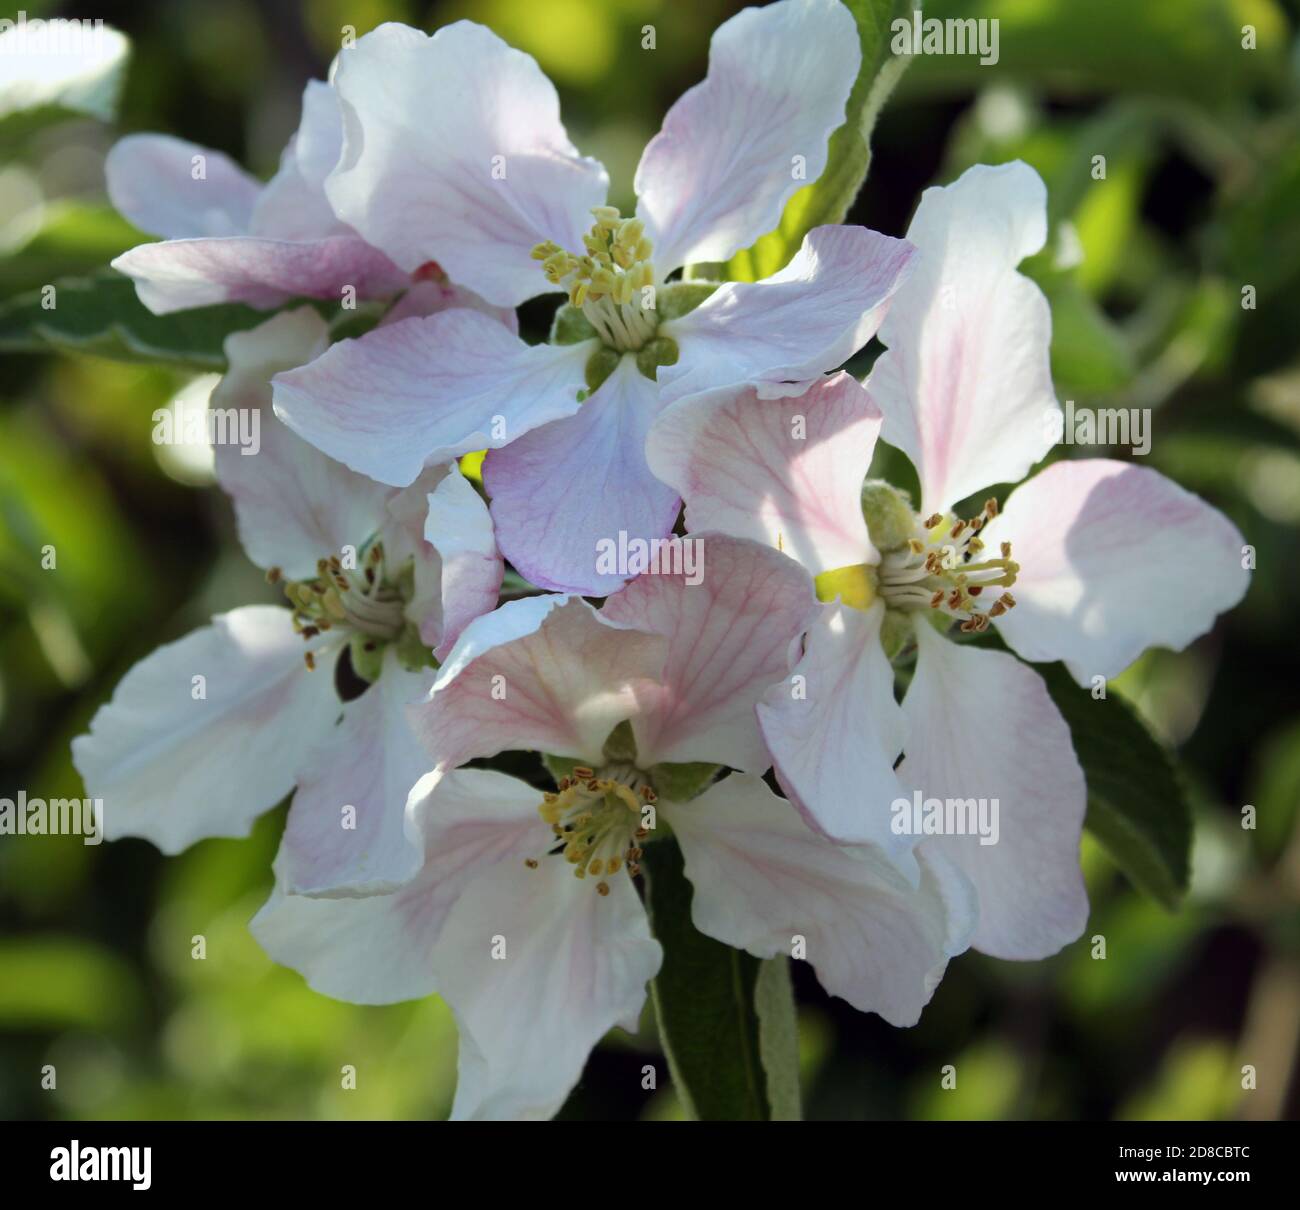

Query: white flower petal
[[665, 774, 973, 1026], [985, 458, 1251, 683], [71, 606, 340, 854], [634, 0, 860, 275], [869, 161, 1057, 516]]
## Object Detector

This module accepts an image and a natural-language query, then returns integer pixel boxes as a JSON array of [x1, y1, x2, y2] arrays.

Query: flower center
[[268, 541, 408, 670], [528, 764, 656, 897], [532, 207, 659, 352], [877, 500, 1019, 632], [814, 498, 1021, 634]]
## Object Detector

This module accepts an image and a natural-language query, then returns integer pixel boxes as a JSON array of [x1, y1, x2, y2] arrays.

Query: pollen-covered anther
[[876, 498, 1021, 630], [280, 540, 406, 644], [531, 207, 659, 352], [533, 768, 650, 893]]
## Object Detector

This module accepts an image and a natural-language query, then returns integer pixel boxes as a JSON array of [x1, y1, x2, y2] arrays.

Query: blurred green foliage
[[1, 0, 1298, 1122]]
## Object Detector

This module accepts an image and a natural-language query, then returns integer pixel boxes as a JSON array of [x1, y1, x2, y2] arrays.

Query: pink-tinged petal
[[601, 535, 817, 771], [409, 595, 668, 773], [71, 606, 340, 854], [105, 133, 259, 239], [482, 357, 679, 595], [211, 309, 392, 580], [111, 233, 407, 315], [273, 309, 592, 486], [250, 80, 352, 241], [326, 21, 608, 307], [870, 161, 1057, 516], [634, 0, 859, 275], [659, 225, 914, 403], [757, 601, 913, 864], [380, 464, 503, 658], [252, 767, 546, 1004], [984, 459, 1251, 684], [901, 623, 1088, 959], [380, 276, 517, 335], [647, 372, 878, 575], [435, 849, 660, 1120], [664, 774, 974, 1026], [279, 654, 433, 897]]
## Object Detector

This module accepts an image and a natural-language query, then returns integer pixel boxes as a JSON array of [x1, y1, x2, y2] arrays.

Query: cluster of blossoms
[[76, 0, 1249, 1119]]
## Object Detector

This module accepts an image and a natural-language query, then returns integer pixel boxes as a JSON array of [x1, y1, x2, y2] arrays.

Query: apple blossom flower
[[72, 309, 502, 897], [107, 77, 513, 323], [270, 0, 915, 595], [252, 536, 976, 1119], [646, 162, 1250, 959]]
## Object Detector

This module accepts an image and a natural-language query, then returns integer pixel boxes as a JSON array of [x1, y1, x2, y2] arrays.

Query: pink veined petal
[[757, 601, 914, 868], [110, 233, 407, 314], [434, 846, 660, 1120], [382, 463, 504, 659], [272, 309, 592, 487], [658, 225, 914, 403], [481, 357, 680, 596], [408, 595, 668, 775], [983, 459, 1251, 684], [212, 309, 393, 580], [279, 653, 434, 897], [647, 371, 879, 576], [901, 622, 1089, 960], [105, 133, 260, 239], [870, 161, 1057, 517], [71, 606, 341, 855], [250, 80, 353, 242], [252, 767, 548, 1005], [664, 774, 975, 1026], [634, 0, 860, 276], [601, 534, 817, 772], [325, 21, 609, 307]]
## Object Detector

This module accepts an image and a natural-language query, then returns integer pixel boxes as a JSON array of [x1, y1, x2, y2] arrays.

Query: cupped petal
[[110, 232, 407, 315], [436, 850, 660, 1120], [381, 463, 503, 658], [409, 595, 668, 773], [278, 654, 434, 897], [71, 606, 340, 854], [251, 80, 351, 241], [983, 459, 1251, 684], [105, 133, 260, 239], [901, 623, 1088, 959], [869, 161, 1056, 517], [757, 601, 913, 865], [601, 535, 817, 772], [380, 276, 518, 334], [272, 308, 591, 486], [212, 308, 393, 580], [634, 0, 859, 275], [646, 371, 878, 575], [326, 21, 609, 307], [659, 225, 914, 403], [252, 767, 547, 1004], [482, 357, 680, 595], [664, 774, 974, 1026]]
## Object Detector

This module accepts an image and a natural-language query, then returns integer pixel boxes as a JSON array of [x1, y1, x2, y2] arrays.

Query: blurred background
[[1, 0, 1298, 1121]]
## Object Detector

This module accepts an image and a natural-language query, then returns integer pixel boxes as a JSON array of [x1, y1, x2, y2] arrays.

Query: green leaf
[[725, 0, 908, 282], [642, 839, 801, 1120], [1037, 662, 1191, 907], [0, 270, 267, 369]]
